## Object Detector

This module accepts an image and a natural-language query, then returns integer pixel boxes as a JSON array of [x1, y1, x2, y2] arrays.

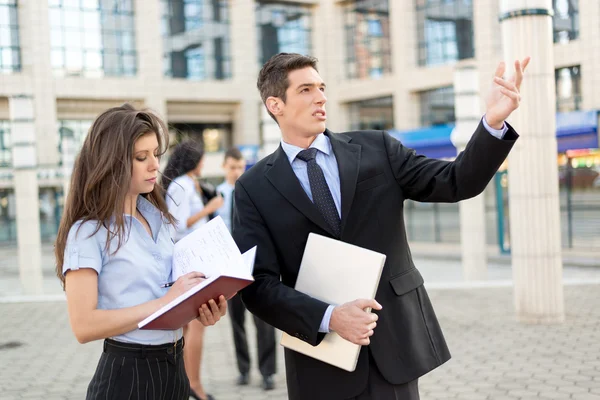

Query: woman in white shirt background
[[162, 140, 224, 400]]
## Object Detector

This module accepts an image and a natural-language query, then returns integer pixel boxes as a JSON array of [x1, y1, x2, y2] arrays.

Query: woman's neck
[[124, 194, 138, 215]]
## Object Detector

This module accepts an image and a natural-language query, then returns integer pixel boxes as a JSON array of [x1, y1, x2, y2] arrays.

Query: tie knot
[[296, 148, 318, 163]]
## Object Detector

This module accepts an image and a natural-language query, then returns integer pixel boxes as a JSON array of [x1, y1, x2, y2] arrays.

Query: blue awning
[[388, 110, 599, 157], [388, 124, 456, 159], [556, 110, 598, 152]]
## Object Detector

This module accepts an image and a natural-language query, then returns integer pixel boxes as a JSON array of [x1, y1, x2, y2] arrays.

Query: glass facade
[[348, 96, 394, 131], [0, 120, 10, 167], [553, 0, 579, 43], [170, 122, 231, 153], [49, 0, 137, 78], [162, 0, 231, 80], [419, 86, 455, 126], [555, 65, 581, 112], [0, 0, 20, 73], [256, 1, 311, 66], [343, 0, 392, 79], [58, 120, 93, 165], [415, 0, 474, 67]]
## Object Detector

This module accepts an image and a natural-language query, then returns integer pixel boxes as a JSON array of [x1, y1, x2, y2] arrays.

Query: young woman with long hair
[[55, 104, 227, 400], [161, 140, 224, 400]]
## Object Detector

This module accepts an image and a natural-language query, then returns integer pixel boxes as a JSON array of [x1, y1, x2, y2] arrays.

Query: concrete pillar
[[21, 0, 58, 167], [314, 0, 345, 132], [450, 65, 487, 281], [10, 96, 43, 295], [135, 0, 167, 119], [499, 0, 564, 323], [230, 0, 260, 147]]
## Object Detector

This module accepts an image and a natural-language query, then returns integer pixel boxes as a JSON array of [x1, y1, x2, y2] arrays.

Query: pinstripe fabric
[[86, 340, 189, 400]]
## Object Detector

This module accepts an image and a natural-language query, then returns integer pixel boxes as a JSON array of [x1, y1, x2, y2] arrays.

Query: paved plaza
[[0, 245, 599, 399]]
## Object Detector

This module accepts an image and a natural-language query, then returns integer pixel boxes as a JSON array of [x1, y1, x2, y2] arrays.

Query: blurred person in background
[[162, 140, 224, 400], [54, 103, 227, 400], [215, 148, 277, 390]]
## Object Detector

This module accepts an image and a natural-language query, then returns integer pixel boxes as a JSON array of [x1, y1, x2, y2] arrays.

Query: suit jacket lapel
[[325, 130, 361, 235], [265, 146, 337, 236]]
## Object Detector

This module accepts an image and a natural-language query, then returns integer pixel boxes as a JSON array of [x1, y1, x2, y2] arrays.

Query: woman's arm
[[65, 270, 213, 343]]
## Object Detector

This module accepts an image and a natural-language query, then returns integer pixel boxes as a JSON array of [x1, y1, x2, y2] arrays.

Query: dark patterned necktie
[[296, 148, 341, 237]]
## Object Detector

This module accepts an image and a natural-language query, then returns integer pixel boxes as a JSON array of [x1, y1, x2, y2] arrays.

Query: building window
[[58, 120, 93, 165], [0, 0, 20, 73], [170, 122, 231, 153], [553, 0, 578, 43], [415, 0, 474, 67], [555, 65, 581, 112], [256, 2, 312, 66], [49, 0, 137, 78], [162, 0, 231, 80], [419, 86, 455, 126], [344, 0, 392, 79], [0, 120, 11, 167], [348, 96, 394, 131]]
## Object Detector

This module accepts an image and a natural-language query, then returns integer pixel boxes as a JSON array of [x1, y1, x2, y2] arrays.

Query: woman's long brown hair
[[55, 103, 175, 289]]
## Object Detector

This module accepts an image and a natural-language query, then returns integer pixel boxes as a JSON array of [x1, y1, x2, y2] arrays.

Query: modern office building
[[0, 0, 598, 250]]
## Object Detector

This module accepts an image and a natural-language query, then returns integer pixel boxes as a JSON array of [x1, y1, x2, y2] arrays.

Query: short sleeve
[[62, 220, 103, 276], [166, 179, 191, 235]]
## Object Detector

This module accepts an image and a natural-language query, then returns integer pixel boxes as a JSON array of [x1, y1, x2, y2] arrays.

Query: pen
[[160, 274, 208, 288]]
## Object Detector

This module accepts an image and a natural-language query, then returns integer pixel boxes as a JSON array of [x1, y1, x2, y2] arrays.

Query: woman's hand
[[204, 195, 225, 214], [165, 271, 206, 302], [197, 295, 227, 326]]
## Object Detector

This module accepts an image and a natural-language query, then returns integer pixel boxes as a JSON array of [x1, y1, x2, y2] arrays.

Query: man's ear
[[266, 96, 283, 117]]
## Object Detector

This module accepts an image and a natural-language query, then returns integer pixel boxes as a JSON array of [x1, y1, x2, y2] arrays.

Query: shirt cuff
[[482, 115, 508, 139], [319, 305, 335, 333]]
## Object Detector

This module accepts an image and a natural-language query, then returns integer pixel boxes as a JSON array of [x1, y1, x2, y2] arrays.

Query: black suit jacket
[[232, 122, 518, 399]]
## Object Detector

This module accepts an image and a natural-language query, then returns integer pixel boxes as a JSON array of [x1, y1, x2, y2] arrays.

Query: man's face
[[270, 67, 327, 138], [223, 157, 246, 183]]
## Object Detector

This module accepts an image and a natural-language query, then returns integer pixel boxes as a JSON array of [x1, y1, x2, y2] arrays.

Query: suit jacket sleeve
[[232, 180, 329, 346], [384, 120, 518, 202]]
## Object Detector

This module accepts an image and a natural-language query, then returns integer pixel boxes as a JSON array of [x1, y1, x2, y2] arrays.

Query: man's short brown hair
[[224, 147, 243, 162], [257, 53, 319, 122]]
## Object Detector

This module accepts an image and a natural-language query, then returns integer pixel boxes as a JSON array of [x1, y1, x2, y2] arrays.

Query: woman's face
[[191, 157, 204, 177], [129, 132, 160, 196]]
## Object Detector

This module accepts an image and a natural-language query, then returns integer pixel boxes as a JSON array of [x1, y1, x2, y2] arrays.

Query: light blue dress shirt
[[281, 117, 507, 333], [215, 181, 235, 232], [62, 196, 183, 345]]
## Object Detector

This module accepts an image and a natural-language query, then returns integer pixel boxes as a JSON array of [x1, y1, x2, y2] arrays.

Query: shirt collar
[[280, 133, 331, 165]]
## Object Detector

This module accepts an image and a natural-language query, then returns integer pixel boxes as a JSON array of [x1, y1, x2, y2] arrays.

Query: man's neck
[[281, 130, 320, 149], [225, 178, 236, 186]]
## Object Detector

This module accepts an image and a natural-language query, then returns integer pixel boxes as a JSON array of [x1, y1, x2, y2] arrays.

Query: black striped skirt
[[86, 338, 189, 400]]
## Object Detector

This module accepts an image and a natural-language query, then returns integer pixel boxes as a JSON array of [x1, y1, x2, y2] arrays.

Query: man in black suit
[[232, 53, 529, 400]]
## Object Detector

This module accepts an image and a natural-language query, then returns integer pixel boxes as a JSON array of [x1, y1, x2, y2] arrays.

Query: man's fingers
[[500, 87, 520, 103], [521, 56, 531, 73], [494, 61, 506, 78], [494, 76, 517, 92], [354, 298, 382, 311]]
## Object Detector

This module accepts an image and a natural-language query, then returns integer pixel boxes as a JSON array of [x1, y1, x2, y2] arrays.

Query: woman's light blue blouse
[[62, 196, 183, 345]]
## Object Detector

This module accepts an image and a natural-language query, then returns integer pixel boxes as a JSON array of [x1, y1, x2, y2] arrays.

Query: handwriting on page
[[172, 216, 245, 281]]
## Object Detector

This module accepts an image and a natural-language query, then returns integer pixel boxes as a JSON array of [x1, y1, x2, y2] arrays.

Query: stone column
[[10, 96, 43, 295], [499, 0, 564, 323], [450, 65, 487, 281], [230, 0, 260, 147]]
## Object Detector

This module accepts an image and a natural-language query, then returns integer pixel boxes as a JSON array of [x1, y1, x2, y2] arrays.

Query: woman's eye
[[136, 157, 146, 162]]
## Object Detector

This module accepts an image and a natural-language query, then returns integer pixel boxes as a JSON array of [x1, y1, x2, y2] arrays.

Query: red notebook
[[138, 275, 253, 330]]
